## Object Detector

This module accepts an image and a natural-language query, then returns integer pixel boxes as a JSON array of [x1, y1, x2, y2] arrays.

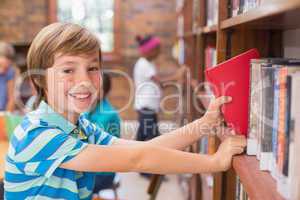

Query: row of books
[[0, 113, 23, 141], [235, 176, 249, 200], [205, 46, 217, 69], [206, 0, 218, 26], [247, 58, 300, 199], [230, 0, 261, 17]]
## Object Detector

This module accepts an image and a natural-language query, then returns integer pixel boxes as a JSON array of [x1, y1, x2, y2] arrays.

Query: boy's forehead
[[54, 52, 100, 64]]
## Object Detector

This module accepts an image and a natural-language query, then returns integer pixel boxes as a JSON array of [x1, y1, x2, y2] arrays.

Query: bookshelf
[[176, 0, 300, 199]]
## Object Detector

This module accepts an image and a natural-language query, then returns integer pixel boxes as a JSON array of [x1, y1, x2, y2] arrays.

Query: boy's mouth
[[69, 92, 92, 100]]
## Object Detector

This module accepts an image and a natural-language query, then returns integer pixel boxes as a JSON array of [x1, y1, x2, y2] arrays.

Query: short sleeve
[[136, 59, 156, 80], [12, 127, 88, 178], [5, 67, 15, 81], [94, 124, 117, 145], [79, 115, 117, 146]]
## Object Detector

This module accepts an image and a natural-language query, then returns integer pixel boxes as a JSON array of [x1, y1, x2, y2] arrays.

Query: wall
[[0, 0, 48, 43]]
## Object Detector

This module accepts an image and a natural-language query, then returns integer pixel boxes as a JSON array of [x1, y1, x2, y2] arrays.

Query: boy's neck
[[48, 103, 79, 125], [64, 112, 79, 125]]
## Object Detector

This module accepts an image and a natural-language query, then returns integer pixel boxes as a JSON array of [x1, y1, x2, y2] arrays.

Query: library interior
[[0, 0, 300, 200]]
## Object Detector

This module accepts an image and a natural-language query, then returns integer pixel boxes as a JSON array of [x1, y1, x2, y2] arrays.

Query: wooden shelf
[[232, 155, 285, 200], [221, 0, 300, 30], [194, 25, 218, 35], [177, 31, 194, 38], [202, 25, 218, 34]]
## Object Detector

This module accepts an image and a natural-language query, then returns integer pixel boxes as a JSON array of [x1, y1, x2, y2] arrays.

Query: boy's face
[[0, 56, 11, 74], [46, 52, 101, 118]]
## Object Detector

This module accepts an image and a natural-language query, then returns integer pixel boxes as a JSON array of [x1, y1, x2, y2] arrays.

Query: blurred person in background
[[134, 35, 186, 178], [0, 41, 17, 112]]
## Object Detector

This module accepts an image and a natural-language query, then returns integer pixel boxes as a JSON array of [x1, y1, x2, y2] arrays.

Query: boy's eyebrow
[[89, 57, 99, 63], [58, 60, 78, 65]]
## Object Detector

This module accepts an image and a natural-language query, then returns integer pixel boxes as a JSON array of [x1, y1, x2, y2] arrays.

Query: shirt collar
[[34, 101, 77, 134]]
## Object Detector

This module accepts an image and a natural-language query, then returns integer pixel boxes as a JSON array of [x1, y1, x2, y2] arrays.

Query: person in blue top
[[87, 72, 121, 197], [0, 41, 16, 112], [4, 22, 246, 200]]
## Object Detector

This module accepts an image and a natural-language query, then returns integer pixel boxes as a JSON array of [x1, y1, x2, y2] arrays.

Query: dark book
[[238, 0, 245, 14]]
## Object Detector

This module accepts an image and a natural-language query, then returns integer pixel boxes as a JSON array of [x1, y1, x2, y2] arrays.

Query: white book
[[259, 152, 272, 171], [289, 72, 300, 200]]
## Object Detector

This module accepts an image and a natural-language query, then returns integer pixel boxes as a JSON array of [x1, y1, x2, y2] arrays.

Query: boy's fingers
[[213, 96, 232, 108]]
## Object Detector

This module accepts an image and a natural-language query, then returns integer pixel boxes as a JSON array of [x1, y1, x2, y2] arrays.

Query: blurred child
[[87, 72, 121, 197], [134, 35, 186, 143], [4, 23, 246, 200], [0, 42, 16, 112]]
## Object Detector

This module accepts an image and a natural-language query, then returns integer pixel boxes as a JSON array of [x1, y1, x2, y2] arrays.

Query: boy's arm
[[113, 96, 231, 150], [6, 79, 15, 112], [60, 136, 246, 174]]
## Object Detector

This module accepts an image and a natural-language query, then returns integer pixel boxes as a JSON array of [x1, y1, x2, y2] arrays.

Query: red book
[[205, 49, 260, 136]]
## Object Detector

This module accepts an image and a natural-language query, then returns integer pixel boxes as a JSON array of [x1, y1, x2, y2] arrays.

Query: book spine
[[277, 67, 287, 174], [260, 67, 275, 171], [235, 176, 240, 200], [283, 75, 292, 177], [206, 0, 218, 26], [247, 61, 261, 155], [238, 0, 245, 14], [231, 0, 240, 17], [256, 63, 264, 160], [271, 68, 279, 179]]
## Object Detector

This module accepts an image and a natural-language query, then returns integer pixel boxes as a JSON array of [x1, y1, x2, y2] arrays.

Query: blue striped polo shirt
[[4, 101, 116, 200]]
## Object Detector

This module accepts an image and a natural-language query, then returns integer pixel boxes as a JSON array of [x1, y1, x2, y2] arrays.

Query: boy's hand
[[203, 96, 232, 135], [214, 135, 247, 171]]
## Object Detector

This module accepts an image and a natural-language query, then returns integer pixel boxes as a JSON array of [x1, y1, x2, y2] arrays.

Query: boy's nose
[[77, 71, 90, 82]]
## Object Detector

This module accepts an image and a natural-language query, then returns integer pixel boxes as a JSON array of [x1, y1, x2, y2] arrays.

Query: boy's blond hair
[[27, 22, 101, 107], [0, 41, 15, 60]]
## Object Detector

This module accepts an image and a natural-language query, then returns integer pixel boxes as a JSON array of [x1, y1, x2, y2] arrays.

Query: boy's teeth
[[70, 93, 90, 99]]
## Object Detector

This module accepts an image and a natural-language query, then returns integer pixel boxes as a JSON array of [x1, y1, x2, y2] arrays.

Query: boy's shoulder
[[12, 112, 63, 142], [8, 113, 64, 159]]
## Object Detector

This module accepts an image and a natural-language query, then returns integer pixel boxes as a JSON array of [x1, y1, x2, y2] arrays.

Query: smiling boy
[[4, 23, 246, 200]]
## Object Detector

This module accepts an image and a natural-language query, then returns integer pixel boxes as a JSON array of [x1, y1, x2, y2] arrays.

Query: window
[[57, 0, 115, 53]]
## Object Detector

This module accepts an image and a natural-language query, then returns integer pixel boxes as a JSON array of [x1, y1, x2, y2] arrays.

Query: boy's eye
[[88, 66, 100, 72], [63, 69, 74, 74]]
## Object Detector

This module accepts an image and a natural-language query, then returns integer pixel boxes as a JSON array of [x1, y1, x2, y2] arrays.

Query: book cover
[[247, 59, 263, 155], [289, 72, 300, 200], [206, 49, 260, 136]]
